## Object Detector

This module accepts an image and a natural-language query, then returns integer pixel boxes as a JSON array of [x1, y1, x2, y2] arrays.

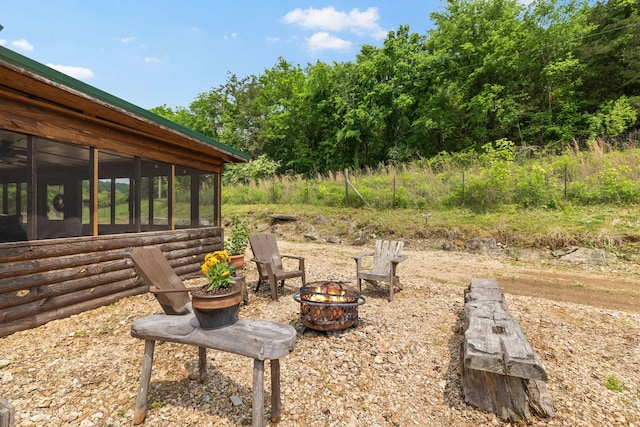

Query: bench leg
[[252, 359, 265, 427], [198, 347, 208, 383], [133, 340, 156, 425], [270, 359, 281, 422]]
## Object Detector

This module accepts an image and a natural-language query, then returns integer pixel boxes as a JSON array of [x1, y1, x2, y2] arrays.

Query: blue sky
[[1, 1, 443, 110]]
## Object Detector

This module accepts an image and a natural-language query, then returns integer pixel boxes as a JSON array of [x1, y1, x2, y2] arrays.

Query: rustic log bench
[[131, 311, 296, 427], [0, 396, 15, 427], [461, 278, 555, 422]]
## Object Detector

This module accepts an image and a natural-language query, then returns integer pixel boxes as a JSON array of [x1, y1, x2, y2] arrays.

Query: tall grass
[[223, 138, 640, 212]]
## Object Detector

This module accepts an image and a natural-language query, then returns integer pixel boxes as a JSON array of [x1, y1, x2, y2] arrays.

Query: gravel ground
[[1, 239, 639, 427]]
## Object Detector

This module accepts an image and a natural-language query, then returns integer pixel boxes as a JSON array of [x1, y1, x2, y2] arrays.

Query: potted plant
[[190, 250, 242, 329], [224, 215, 251, 269]]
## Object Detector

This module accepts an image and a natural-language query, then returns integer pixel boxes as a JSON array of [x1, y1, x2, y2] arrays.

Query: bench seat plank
[[131, 314, 296, 361], [463, 299, 547, 381]]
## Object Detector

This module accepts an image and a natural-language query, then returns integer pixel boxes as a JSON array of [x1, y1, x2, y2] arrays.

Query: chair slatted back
[[249, 234, 283, 273], [131, 247, 190, 315], [372, 240, 404, 275]]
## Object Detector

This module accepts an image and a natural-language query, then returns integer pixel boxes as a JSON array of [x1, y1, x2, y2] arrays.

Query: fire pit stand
[[293, 281, 365, 335]]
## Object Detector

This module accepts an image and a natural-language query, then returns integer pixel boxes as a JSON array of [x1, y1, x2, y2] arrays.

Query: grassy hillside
[[222, 203, 640, 261], [222, 140, 640, 260]]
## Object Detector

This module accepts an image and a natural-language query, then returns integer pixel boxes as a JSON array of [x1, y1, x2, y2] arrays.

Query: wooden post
[[26, 135, 36, 240], [168, 166, 175, 230], [198, 347, 207, 383], [345, 169, 349, 207], [270, 359, 281, 422], [133, 340, 155, 425], [0, 396, 15, 427], [392, 173, 396, 208], [252, 359, 265, 427], [564, 163, 567, 200]]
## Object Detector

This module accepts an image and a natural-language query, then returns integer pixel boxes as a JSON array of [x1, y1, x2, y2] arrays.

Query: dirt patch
[[267, 215, 640, 313], [498, 269, 640, 313]]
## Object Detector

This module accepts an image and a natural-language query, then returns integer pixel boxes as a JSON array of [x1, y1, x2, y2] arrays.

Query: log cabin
[[0, 45, 250, 337]]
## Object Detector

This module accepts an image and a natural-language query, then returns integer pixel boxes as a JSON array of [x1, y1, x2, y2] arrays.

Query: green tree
[[576, 0, 640, 130]]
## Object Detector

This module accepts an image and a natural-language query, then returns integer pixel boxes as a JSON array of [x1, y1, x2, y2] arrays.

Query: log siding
[[0, 227, 222, 337]]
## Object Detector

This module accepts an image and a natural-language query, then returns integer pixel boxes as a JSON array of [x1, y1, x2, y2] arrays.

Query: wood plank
[[131, 315, 297, 361]]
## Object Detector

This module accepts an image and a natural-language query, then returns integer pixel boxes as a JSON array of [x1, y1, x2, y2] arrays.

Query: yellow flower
[[201, 251, 236, 291], [213, 250, 230, 260]]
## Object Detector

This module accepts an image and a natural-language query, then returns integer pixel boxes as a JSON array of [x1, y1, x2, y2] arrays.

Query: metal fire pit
[[293, 281, 365, 332]]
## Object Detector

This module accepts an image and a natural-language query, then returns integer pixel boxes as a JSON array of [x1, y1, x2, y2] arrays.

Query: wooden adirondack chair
[[249, 233, 306, 301], [131, 246, 192, 314], [129, 247, 296, 427], [352, 239, 407, 302]]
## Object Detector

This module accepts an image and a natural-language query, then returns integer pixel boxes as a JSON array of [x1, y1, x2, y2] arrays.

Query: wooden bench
[[131, 313, 296, 427], [130, 247, 297, 427], [461, 278, 555, 422], [0, 396, 15, 427]]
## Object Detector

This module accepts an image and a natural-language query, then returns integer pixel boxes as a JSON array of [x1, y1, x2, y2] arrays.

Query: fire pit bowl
[[293, 281, 365, 332]]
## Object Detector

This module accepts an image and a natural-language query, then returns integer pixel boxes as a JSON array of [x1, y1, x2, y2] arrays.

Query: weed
[[149, 401, 165, 409], [604, 376, 625, 392]]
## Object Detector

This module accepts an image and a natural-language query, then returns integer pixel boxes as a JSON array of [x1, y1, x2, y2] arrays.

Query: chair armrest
[[250, 257, 270, 268], [390, 254, 408, 265], [281, 254, 305, 269], [351, 252, 374, 262], [352, 252, 374, 270]]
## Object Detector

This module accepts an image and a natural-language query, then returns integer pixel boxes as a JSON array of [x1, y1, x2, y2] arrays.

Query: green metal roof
[[0, 45, 250, 162]]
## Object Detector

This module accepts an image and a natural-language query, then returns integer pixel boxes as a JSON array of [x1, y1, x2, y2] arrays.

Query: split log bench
[[131, 313, 296, 427], [461, 278, 555, 422], [0, 396, 15, 427]]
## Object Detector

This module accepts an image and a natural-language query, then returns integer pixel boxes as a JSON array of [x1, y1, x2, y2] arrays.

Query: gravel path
[[1, 240, 639, 426]]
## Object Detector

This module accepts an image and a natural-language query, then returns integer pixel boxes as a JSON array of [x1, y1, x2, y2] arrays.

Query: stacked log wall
[[0, 227, 223, 338]]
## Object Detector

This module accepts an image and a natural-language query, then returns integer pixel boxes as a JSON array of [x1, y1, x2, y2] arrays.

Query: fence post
[[564, 164, 567, 200], [345, 169, 349, 207], [392, 173, 396, 208], [462, 171, 465, 201]]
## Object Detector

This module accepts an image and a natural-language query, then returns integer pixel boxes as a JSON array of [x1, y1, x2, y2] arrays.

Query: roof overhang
[[0, 46, 250, 171]]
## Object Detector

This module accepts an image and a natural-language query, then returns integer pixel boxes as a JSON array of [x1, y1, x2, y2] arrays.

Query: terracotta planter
[[229, 254, 245, 270], [191, 286, 242, 329]]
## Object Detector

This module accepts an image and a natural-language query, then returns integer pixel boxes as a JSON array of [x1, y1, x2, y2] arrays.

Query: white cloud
[[119, 36, 136, 43], [283, 6, 386, 39], [266, 36, 280, 43], [46, 64, 95, 80], [12, 38, 34, 52], [306, 32, 352, 52], [144, 57, 160, 63], [0, 39, 6, 46]]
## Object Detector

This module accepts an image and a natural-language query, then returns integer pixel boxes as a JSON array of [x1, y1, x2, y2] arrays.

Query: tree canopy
[[151, 0, 640, 175]]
